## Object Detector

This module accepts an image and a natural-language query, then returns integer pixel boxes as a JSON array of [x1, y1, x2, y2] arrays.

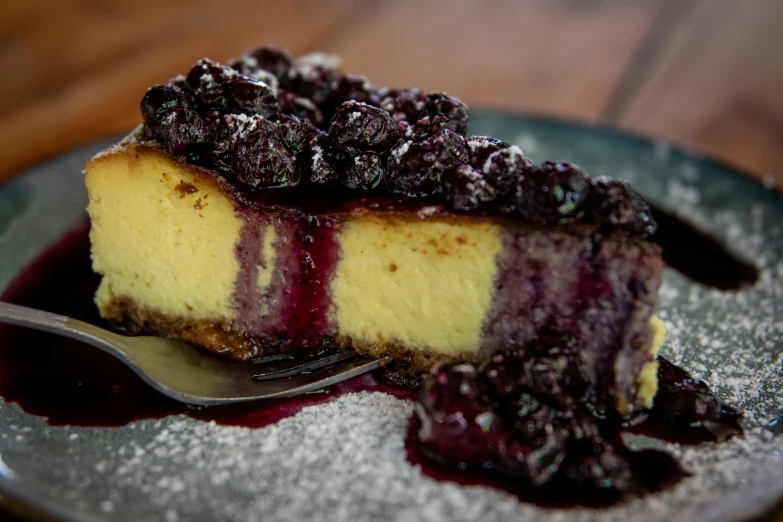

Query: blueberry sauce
[[232, 209, 269, 336], [406, 417, 685, 508], [647, 203, 759, 290], [275, 214, 340, 352], [0, 220, 743, 507], [407, 341, 742, 505]]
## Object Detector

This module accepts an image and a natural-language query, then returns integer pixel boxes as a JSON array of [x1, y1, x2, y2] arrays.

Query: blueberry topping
[[276, 114, 318, 154], [140, 84, 191, 132], [516, 161, 590, 225], [185, 59, 237, 109], [158, 108, 208, 158], [227, 57, 280, 94], [414, 331, 633, 488], [246, 45, 293, 80], [386, 129, 468, 198], [329, 74, 380, 108], [278, 90, 325, 128], [221, 115, 298, 189], [416, 363, 509, 465], [343, 152, 384, 190], [465, 136, 511, 170], [138, 49, 658, 238], [300, 132, 339, 185], [410, 116, 445, 140], [442, 164, 496, 210], [483, 146, 534, 196], [225, 77, 279, 117], [284, 53, 340, 105], [378, 88, 427, 124], [328, 101, 400, 155], [589, 177, 657, 237], [423, 93, 469, 135]]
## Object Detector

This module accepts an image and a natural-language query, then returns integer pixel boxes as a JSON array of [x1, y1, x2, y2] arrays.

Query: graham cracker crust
[[101, 297, 469, 380]]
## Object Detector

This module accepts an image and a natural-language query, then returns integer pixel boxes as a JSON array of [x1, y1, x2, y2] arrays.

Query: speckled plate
[[1, 112, 782, 522]]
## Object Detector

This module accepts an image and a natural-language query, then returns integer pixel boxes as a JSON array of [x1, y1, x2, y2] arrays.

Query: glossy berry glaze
[[229, 206, 341, 356], [139, 46, 658, 239], [0, 221, 743, 506], [409, 337, 742, 504]]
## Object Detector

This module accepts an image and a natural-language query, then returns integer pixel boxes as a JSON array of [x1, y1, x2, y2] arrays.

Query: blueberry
[[343, 152, 384, 190], [589, 176, 657, 237], [278, 90, 325, 128], [423, 93, 469, 135], [207, 114, 275, 172], [416, 363, 510, 465], [246, 45, 294, 80], [516, 161, 590, 225], [465, 136, 510, 170], [442, 164, 497, 210], [328, 101, 400, 155], [329, 74, 380, 107], [299, 132, 339, 184], [276, 114, 318, 154], [233, 132, 299, 189], [140, 84, 190, 133], [386, 129, 468, 198], [228, 56, 280, 94], [483, 146, 534, 196], [285, 53, 340, 105], [410, 116, 444, 140], [185, 58, 238, 109], [378, 88, 427, 124], [225, 77, 279, 117], [652, 357, 721, 425], [158, 107, 208, 158]]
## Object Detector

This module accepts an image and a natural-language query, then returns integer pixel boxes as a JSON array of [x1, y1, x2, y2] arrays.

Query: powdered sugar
[[2, 121, 783, 522]]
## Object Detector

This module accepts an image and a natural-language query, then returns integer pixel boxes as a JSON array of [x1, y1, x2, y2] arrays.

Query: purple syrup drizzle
[[232, 209, 269, 336], [274, 213, 340, 352]]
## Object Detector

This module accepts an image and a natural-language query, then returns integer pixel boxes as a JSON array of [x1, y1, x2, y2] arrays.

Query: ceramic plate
[[0, 112, 781, 522]]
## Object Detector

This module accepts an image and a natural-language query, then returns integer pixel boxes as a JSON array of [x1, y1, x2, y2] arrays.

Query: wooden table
[[0, 0, 782, 520]]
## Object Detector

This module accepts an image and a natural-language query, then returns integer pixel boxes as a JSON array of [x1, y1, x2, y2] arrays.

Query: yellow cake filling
[[637, 315, 667, 408], [332, 214, 502, 355], [86, 143, 665, 411], [87, 149, 243, 321]]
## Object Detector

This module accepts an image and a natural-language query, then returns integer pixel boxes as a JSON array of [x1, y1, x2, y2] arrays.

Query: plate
[[0, 112, 782, 522]]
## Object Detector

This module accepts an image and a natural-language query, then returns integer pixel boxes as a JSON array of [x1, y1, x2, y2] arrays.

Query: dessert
[[85, 46, 663, 416]]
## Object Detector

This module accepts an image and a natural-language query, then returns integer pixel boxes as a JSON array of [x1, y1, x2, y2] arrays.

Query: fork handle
[[0, 301, 119, 350]]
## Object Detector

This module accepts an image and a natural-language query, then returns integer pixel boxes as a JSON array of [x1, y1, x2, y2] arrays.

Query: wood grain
[[328, 0, 669, 120], [617, 0, 783, 184], [0, 0, 365, 182]]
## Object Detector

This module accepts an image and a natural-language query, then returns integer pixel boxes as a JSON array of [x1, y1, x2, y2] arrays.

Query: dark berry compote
[[139, 46, 656, 239], [408, 331, 742, 506]]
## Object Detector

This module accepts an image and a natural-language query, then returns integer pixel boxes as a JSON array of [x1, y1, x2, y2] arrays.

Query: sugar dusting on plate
[[1, 125, 782, 522]]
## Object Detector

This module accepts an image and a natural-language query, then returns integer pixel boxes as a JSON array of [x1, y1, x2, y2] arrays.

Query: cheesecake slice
[[85, 46, 664, 415]]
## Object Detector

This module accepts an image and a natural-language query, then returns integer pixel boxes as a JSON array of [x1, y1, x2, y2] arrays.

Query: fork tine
[[251, 353, 296, 365], [251, 350, 358, 381]]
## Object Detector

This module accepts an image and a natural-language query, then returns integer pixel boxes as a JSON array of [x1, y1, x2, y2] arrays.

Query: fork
[[0, 302, 390, 407]]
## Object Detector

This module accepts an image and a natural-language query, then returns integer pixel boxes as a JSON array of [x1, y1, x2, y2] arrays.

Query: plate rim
[[0, 111, 781, 522]]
